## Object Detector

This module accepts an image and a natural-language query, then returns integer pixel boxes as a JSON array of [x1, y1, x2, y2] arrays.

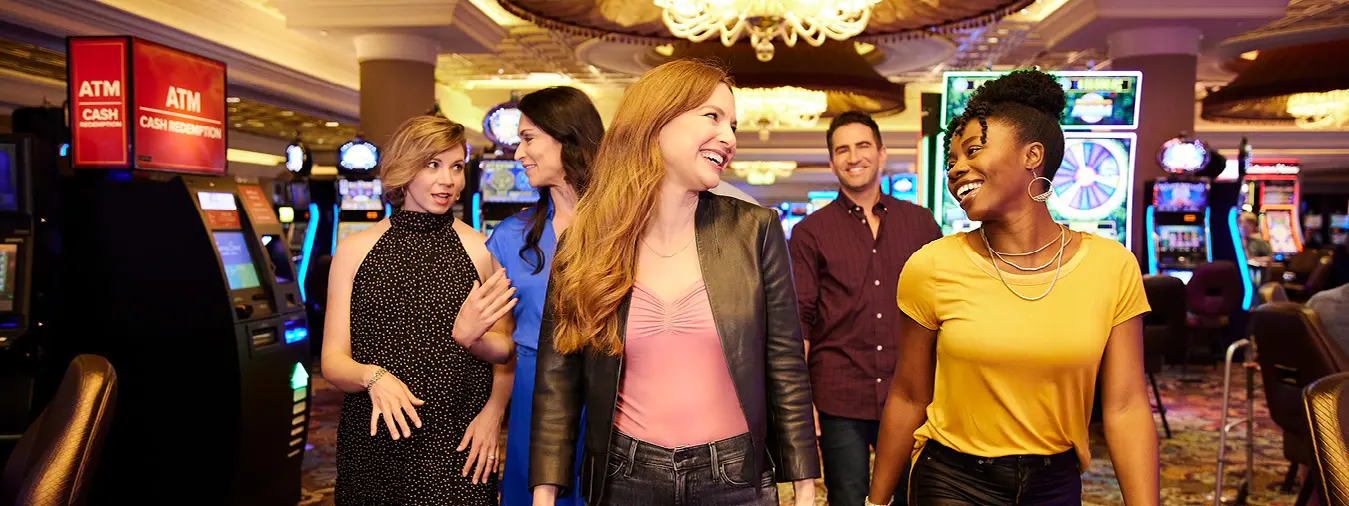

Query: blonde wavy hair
[[550, 59, 734, 356], [379, 115, 467, 207]]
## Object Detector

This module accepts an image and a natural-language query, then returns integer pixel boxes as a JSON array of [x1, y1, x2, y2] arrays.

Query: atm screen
[[0, 244, 16, 311], [198, 191, 237, 211], [212, 231, 262, 290], [339, 179, 384, 211], [1156, 225, 1205, 253], [337, 222, 374, 245], [0, 144, 17, 212]]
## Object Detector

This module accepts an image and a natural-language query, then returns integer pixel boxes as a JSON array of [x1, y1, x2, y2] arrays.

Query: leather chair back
[[1254, 303, 1349, 466], [1261, 281, 1291, 304], [1188, 261, 1243, 318], [1305, 371, 1349, 506], [0, 355, 117, 506], [1306, 253, 1335, 297], [1143, 275, 1187, 373]]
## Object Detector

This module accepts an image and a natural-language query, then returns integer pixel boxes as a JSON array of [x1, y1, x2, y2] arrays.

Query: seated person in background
[[1240, 212, 1274, 267], [1309, 250, 1349, 354]]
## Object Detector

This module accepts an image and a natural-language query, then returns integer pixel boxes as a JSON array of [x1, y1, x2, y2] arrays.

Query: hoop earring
[[1027, 176, 1053, 202]]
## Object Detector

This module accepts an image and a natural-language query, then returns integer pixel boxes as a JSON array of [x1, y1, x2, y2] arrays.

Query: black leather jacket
[[529, 192, 820, 503]]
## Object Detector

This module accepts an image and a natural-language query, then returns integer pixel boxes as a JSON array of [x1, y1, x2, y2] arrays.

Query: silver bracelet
[[366, 367, 388, 390], [864, 497, 893, 506]]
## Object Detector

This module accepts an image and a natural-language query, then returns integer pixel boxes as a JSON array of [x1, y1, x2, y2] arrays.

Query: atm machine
[[54, 36, 311, 505]]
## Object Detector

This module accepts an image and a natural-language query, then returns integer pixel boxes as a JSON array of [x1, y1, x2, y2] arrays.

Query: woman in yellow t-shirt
[[865, 70, 1158, 506]]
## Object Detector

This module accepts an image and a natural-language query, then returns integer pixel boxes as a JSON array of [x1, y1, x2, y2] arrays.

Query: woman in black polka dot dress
[[322, 116, 518, 505]]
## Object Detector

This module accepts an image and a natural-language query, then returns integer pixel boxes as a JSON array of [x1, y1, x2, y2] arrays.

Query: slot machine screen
[[337, 222, 375, 245], [1156, 225, 1205, 253], [479, 159, 539, 203], [0, 244, 16, 311], [0, 143, 17, 212], [1332, 214, 1349, 229], [1264, 209, 1299, 254], [212, 231, 262, 290], [1153, 182, 1208, 213], [1161, 269, 1194, 284], [339, 179, 384, 211]]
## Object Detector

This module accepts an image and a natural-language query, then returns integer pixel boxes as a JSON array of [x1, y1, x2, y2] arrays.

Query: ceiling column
[[354, 32, 440, 149], [1108, 26, 1203, 255]]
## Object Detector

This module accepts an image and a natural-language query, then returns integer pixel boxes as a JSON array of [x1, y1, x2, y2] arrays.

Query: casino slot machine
[[0, 134, 57, 463], [53, 36, 311, 505], [471, 156, 538, 237], [1240, 159, 1304, 258], [932, 71, 1142, 248], [1145, 180, 1212, 284], [332, 134, 389, 249]]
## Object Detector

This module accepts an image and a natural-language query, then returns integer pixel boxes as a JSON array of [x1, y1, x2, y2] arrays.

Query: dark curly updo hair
[[945, 69, 1067, 180]]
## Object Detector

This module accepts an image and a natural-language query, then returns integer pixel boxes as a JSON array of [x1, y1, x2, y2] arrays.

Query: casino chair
[[1183, 261, 1244, 374], [1143, 275, 1187, 438], [1252, 303, 1349, 505], [1262, 281, 1292, 304], [1304, 371, 1349, 506], [0, 355, 117, 506], [1285, 250, 1334, 302]]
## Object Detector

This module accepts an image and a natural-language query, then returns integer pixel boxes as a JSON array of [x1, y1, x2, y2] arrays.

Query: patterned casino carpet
[[298, 365, 1309, 505]]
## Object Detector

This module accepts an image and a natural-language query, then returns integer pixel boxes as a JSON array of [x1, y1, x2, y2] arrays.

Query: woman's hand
[[366, 366, 424, 440], [457, 404, 505, 484], [792, 478, 815, 506], [453, 268, 517, 349]]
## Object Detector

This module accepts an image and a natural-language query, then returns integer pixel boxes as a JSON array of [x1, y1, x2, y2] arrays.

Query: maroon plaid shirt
[[788, 192, 942, 421]]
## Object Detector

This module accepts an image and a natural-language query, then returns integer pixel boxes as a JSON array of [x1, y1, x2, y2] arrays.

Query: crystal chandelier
[[734, 86, 828, 141], [1286, 89, 1349, 129], [732, 161, 797, 185], [653, 0, 882, 62]]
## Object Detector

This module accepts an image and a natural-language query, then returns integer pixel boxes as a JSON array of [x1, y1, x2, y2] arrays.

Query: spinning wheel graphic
[[1049, 137, 1131, 221]]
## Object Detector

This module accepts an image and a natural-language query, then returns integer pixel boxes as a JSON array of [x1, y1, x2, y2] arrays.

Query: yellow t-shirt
[[896, 232, 1150, 470]]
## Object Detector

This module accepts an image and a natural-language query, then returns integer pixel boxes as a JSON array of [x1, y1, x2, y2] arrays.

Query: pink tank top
[[613, 280, 749, 447]]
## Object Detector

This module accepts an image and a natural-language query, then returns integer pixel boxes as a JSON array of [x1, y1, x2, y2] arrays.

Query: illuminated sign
[[68, 36, 227, 173]]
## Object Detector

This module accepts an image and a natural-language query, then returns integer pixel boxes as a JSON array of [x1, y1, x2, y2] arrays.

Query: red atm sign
[[67, 36, 227, 174]]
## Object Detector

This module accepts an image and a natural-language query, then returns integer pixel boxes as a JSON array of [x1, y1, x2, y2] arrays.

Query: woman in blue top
[[485, 86, 603, 506]]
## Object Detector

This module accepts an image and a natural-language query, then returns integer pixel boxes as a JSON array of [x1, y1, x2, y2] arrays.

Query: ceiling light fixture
[[732, 160, 796, 185], [653, 0, 881, 62], [1286, 89, 1349, 129], [734, 86, 828, 140]]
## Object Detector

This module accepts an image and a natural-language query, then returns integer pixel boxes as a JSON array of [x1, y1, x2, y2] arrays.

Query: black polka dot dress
[[336, 209, 496, 505]]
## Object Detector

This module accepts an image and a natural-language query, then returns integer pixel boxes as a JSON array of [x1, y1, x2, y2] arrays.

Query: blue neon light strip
[[385, 203, 392, 218], [1228, 207, 1254, 310], [1204, 208, 1213, 263], [331, 204, 340, 255], [1145, 206, 1158, 276], [297, 203, 320, 303], [471, 193, 481, 231]]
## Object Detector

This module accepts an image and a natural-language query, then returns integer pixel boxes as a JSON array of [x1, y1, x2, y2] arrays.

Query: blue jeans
[[909, 441, 1081, 505], [819, 412, 900, 506], [598, 431, 778, 506]]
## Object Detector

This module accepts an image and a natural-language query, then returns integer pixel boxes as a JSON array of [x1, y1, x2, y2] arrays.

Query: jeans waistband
[[609, 431, 754, 470], [923, 440, 1077, 469]]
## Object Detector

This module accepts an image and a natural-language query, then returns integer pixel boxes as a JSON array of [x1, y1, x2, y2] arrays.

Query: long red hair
[[549, 59, 734, 356]]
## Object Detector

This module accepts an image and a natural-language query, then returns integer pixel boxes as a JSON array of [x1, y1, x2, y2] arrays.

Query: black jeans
[[818, 412, 907, 506], [909, 441, 1081, 505], [599, 431, 778, 506]]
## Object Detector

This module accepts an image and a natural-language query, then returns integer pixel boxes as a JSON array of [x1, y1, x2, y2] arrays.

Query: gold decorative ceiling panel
[[495, 0, 1035, 44], [0, 38, 67, 82]]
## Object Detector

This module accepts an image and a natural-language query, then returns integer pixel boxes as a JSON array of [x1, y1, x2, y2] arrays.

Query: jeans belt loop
[[709, 441, 720, 480], [624, 436, 638, 478]]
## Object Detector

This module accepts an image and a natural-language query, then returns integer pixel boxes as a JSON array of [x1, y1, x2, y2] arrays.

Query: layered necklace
[[978, 225, 1070, 302]]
